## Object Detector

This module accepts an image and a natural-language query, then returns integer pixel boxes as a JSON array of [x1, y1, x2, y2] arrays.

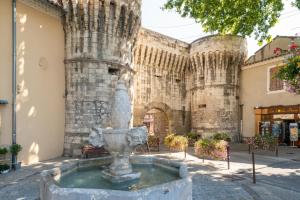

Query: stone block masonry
[[59, 1, 246, 156], [62, 0, 141, 157], [133, 28, 191, 135], [188, 36, 247, 139], [133, 30, 247, 139]]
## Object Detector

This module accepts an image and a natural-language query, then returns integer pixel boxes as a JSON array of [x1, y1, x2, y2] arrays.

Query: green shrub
[[0, 147, 8, 155], [195, 138, 228, 160], [0, 164, 10, 172], [195, 138, 215, 156], [10, 144, 22, 155], [170, 136, 188, 151], [164, 133, 175, 148], [186, 132, 200, 140], [212, 133, 231, 142], [253, 134, 276, 150]]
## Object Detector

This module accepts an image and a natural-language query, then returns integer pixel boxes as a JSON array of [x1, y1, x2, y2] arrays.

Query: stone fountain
[[40, 0, 191, 198], [89, 79, 148, 183], [40, 79, 192, 200]]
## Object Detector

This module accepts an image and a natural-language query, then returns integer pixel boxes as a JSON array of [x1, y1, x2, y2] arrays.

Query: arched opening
[[143, 108, 169, 141]]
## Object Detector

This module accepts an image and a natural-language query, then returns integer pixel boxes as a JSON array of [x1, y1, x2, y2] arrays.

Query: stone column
[[188, 35, 247, 140], [61, 0, 141, 156]]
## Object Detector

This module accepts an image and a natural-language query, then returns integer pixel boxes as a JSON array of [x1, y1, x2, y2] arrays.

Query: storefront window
[[259, 121, 271, 136], [272, 121, 282, 137]]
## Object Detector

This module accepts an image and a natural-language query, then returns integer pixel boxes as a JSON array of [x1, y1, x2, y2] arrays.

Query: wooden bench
[[81, 145, 109, 159]]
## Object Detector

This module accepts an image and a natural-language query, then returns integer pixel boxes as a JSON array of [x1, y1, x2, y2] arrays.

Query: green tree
[[164, 0, 299, 43], [294, 0, 300, 9]]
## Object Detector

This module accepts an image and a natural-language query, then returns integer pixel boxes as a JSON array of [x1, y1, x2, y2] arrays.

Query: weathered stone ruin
[[62, 0, 142, 156]]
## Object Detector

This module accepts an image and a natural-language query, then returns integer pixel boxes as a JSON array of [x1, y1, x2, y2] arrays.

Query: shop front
[[255, 105, 300, 147]]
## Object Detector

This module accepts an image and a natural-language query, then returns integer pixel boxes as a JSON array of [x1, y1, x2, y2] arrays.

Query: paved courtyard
[[0, 145, 299, 200]]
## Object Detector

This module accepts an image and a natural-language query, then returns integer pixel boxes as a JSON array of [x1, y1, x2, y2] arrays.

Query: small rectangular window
[[108, 68, 120, 75], [269, 66, 283, 92], [198, 104, 206, 109]]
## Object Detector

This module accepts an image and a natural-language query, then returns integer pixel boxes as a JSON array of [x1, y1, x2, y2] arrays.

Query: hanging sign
[[290, 123, 299, 142], [273, 114, 294, 120]]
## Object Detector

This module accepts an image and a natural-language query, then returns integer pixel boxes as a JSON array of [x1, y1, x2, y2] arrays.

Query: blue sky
[[141, 0, 300, 57]]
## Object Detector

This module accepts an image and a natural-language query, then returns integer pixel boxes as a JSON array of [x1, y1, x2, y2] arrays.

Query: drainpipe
[[12, 0, 17, 168]]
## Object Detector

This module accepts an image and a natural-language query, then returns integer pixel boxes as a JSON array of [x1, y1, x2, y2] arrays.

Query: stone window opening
[[268, 66, 284, 93], [198, 104, 206, 109], [108, 67, 120, 75]]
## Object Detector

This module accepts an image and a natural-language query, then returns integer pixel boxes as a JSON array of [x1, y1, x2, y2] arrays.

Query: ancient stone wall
[[59, 1, 247, 155], [188, 36, 247, 139], [133, 28, 191, 134], [62, 0, 141, 156], [132, 30, 247, 139]]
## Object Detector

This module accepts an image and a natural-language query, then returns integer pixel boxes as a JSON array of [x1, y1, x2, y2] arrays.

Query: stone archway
[[143, 108, 169, 140], [133, 102, 174, 135]]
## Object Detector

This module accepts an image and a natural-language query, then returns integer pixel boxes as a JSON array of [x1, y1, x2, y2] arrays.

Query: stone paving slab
[[0, 147, 300, 200], [0, 174, 40, 200], [192, 174, 254, 200]]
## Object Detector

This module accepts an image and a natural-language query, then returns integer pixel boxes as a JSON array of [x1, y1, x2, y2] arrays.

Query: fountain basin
[[40, 156, 192, 200]]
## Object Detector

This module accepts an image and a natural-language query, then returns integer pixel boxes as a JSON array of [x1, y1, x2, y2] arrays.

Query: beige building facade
[[0, 0, 65, 164], [241, 36, 300, 145]]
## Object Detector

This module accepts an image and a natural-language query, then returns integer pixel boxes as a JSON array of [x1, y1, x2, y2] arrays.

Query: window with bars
[[269, 66, 284, 92]]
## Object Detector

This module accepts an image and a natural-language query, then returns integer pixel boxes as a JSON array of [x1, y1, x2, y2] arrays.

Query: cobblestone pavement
[[0, 145, 299, 200]]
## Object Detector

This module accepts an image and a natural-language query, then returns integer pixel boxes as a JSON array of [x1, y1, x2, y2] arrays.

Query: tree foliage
[[294, 0, 300, 9], [164, 0, 299, 43], [275, 41, 300, 94]]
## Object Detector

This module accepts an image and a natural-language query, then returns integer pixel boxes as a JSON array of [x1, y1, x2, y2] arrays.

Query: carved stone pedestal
[[102, 170, 141, 183]]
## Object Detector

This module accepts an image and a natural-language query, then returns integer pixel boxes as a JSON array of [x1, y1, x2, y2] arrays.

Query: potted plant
[[212, 133, 232, 143], [195, 138, 228, 160], [169, 135, 188, 151], [10, 144, 22, 170], [0, 164, 10, 174], [0, 147, 8, 160], [186, 132, 201, 146], [164, 133, 175, 149]]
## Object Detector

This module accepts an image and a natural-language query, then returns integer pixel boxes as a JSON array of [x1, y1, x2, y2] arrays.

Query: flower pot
[[0, 169, 9, 174]]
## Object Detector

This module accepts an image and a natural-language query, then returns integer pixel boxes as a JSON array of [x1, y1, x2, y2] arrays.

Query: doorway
[[276, 120, 299, 146], [143, 108, 169, 141]]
